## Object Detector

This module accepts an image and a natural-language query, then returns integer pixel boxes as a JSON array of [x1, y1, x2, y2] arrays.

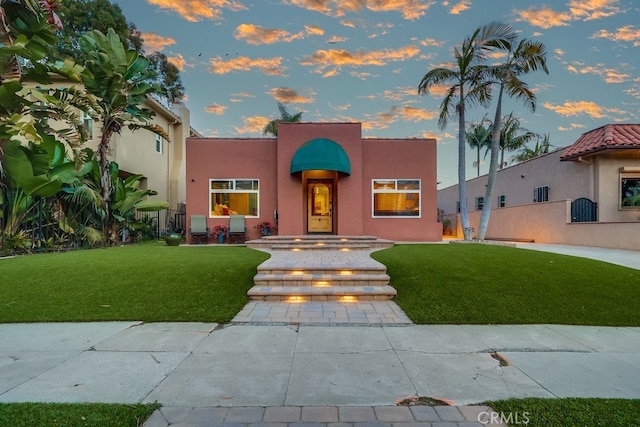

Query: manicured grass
[[0, 243, 269, 323], [0, 402, 160, 427], [487, 398, 640, 426], [372, 243, 640, 326]]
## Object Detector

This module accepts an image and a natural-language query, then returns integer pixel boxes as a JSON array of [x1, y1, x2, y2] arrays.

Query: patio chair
[[189, 215, 210, 244], [228, 215, 246, 244]]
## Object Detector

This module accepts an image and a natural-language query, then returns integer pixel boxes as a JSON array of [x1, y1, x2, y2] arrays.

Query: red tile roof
[[561, 124, 640, 161]]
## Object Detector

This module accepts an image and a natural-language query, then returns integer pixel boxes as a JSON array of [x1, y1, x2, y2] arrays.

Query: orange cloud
[[567, 63, 630, 83], [328, 35, 347, 43], [569, 0, 620, 21], [592, 25, 640, 47], [168, 54, 187, 71], [304, 25, 324, 36], [449, 0, 471, 14], [268, 87, 314, 103], [558, 123, 586, 131], [205, 103, 227, 115], [234, 24, 306, 45], [419, 37, 444, 47], [516, 0, 622, 28], [208, 56, 286, 75], [543, 100, 612, 118], [147, 0, 247, 22], [141, 32, 175, 53], [234, 115, 270, 134], [286, 0, 434, 20], [515, 6, 572, 29], [229, 92, 255, 103], [300, 45, 420, 77], [340, 20, 359, 29]]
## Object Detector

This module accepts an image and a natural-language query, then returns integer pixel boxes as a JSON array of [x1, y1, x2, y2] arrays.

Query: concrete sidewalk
[[1, 322, 639, 408]]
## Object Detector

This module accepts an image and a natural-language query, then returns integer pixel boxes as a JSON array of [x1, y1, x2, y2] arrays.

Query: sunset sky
[[117, 0, 639, 188]]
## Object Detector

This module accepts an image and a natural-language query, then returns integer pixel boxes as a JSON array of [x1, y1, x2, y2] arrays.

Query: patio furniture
[[189, 215, 210, 244], [228, 215, 246, 244]]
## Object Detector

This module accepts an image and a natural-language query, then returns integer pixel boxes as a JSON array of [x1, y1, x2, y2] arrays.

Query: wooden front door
[[307, 180, 333, 233]]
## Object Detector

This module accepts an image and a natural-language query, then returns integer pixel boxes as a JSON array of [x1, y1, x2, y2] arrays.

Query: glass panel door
[[307, 181, 333, 233]]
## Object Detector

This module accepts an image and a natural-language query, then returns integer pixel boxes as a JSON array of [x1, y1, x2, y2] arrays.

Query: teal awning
[[290, 138, 351, 175]]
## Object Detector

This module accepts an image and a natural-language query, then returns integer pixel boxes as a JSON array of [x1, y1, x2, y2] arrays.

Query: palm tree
[[78, 28, 168, 212], [263, 102, 303, 136], [466, 117, 492, 177], [487, 113, 538, 168], [477, 31, 548, 240], [418, 21, 513, 240], [513, 133, 553, 163]]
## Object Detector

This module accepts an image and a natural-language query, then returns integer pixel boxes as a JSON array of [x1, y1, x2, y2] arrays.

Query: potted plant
[[164, 218, 183, 246], [255, 221, 277, 236], [213, 224, 227, 244]]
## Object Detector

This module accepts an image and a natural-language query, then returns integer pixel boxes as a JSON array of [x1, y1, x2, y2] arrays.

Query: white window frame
[[475, 197, 484, 211], [209, 179, 260, 218], [371, 179, 421, 218], [155, 134, 162, 154]]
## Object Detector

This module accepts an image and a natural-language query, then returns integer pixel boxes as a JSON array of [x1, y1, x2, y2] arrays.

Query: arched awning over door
[[290, 138, 351, 175]]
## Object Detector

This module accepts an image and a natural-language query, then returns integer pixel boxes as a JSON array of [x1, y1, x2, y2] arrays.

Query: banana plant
[[78, 28, 169, 210]]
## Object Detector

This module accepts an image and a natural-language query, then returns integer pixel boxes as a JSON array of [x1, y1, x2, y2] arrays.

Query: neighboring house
[[26, 77, 195, 214], [186, 122, 441, 242], [105, 97, 195, 212], [438, 123, 640, 250]]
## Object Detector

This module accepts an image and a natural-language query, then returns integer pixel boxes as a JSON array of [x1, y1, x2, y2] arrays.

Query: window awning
[[290, 138, 351, 175]]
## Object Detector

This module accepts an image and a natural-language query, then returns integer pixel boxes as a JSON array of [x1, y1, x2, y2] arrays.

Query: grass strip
[[487, 398, 640, 426], [0, 402, 160, 427]]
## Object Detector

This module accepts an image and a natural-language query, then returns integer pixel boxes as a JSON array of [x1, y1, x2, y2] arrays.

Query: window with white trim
[[210, 179, 259, 217], [534, 185, 549, 203], [498, 194, 506, 208], [372, 179, 420, 217], [620, 174, 640, 209], [475, 197, 484, 210], [155, 134, 162, 154]]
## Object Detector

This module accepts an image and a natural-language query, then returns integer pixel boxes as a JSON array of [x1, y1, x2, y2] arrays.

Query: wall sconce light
[[191, 179, 195, 182], [520, 175, 525, 179]]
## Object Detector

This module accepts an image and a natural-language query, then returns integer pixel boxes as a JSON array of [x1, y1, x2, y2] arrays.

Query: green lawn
[[372, 243, 640, 326], [488, 398, 640, 427], [0, 243, 269, 323], [2, 243, 640, 425], [0, 403, 159, 427]]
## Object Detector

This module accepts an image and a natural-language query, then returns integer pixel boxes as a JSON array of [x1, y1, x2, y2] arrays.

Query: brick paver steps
[[245, 235, 397, 302]]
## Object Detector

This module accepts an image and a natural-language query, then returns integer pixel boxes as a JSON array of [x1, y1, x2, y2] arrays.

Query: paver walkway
[[143, 404, 506, 426]]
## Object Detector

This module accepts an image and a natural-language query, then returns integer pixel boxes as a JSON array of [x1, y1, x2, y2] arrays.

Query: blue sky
[[116, 0, 639, 188]]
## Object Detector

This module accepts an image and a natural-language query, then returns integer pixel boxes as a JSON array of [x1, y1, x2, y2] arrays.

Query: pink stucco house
[[185, 122, 441, 242]]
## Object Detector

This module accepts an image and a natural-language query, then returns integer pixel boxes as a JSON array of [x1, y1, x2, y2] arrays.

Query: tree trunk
[[458, 90, 471, 240], [477, 85, 504, 240]]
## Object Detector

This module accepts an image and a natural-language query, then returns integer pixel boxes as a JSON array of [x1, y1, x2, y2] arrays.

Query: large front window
[[372, 179, 420, 217], [210, 179, 259, 217]]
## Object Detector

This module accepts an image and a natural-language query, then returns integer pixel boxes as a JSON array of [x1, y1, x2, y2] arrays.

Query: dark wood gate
[[571, 198, 597, 222]]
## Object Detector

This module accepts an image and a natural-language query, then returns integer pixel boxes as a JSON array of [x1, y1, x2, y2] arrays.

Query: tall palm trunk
[[458, 88, 471, 240], [477, 85, 504, 240]]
